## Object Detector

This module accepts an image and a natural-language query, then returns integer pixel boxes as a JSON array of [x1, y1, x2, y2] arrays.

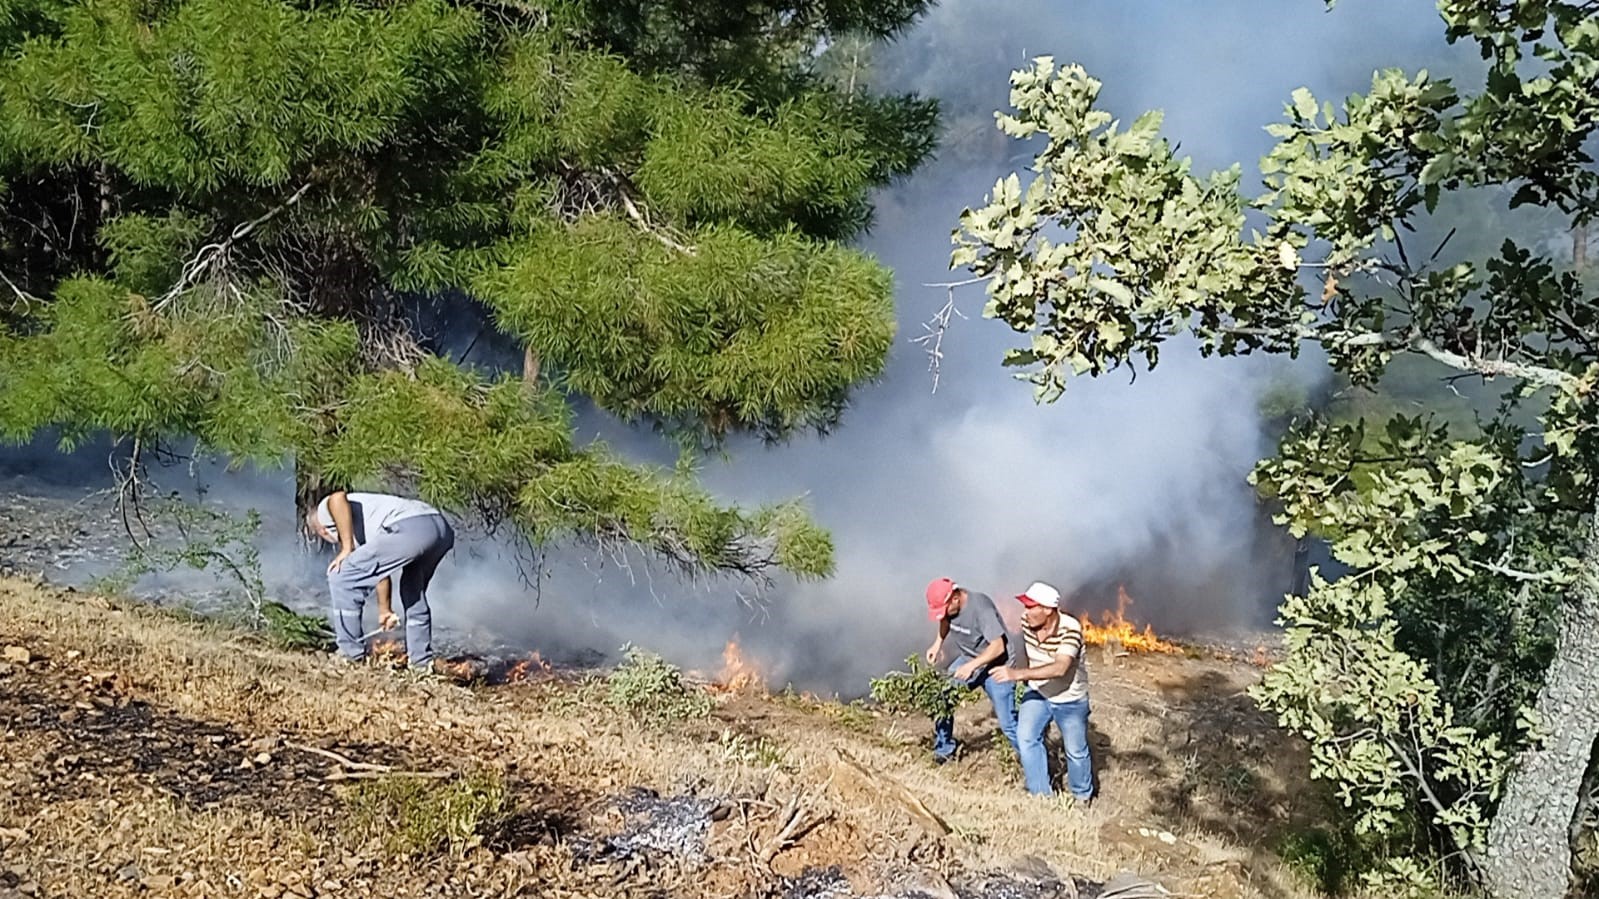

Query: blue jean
[[1018, 689, 1093, 799], [327, 514, 454, 667], [932, 655, 1019, 759]]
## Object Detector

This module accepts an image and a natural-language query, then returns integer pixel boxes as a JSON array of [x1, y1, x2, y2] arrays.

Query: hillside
[[0, 575, 1327, 899]]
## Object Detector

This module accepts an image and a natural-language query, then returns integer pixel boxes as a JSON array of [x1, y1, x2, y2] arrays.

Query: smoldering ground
[[0, 0, 1480, 695]]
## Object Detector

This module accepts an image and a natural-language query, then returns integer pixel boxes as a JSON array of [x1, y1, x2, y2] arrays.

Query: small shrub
[[868, 655, 972, 721], [994, 737, 1022, 779], [601, 644, 713, 723], [260, 600, 335, 651], [715, 729, 787, 769], [345, 769, 508, 857]]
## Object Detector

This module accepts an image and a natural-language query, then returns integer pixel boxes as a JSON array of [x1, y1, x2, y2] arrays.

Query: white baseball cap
[[1016, 581, 1061, 609]]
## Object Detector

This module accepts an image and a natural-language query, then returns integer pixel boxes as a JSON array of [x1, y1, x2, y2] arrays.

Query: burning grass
[[712, 636, 766, 693], [1079, 586, 1181, 654]]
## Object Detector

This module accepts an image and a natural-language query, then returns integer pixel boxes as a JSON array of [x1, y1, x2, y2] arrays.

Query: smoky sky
[[1, 0, 1481, 695]]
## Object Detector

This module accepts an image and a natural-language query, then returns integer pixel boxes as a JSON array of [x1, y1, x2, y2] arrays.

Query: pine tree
[[0, 0, 937, 580]]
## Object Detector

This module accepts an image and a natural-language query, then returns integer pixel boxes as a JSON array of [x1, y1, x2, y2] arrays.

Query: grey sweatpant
[[327, 513, 454, 667]]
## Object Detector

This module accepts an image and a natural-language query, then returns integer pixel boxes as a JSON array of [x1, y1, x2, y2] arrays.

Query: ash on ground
[[571, 788, 715, 863], [777, 865, 1100, 899]]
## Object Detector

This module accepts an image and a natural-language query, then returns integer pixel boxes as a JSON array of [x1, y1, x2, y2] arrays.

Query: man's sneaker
[[933, 753, 955, 766]]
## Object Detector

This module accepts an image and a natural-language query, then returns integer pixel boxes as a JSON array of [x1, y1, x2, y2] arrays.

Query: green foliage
[[259, 601, 334, 652], [868, 655, 971, 721], [598, 645, 713, 724], [0, 0, 938, 582], [475, 217, 894, 441], [1278, 817, 1408, 897], [344, 769, 508, 858], [954, 2, 1599, 893]]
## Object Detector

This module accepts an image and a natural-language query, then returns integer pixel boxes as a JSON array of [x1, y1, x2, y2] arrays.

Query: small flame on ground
[[713, 636, 766, 693], [1080, 586, 1180, 654], [435, 658, 477, 681], [1251, 644, 1271, 667], [371, 637, 408, 666], [503, 651, 553, 683]]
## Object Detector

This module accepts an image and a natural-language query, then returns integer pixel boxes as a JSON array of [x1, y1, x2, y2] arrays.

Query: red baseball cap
[[925, 578, 958, 621]]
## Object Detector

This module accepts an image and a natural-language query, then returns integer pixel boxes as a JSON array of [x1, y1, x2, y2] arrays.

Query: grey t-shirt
[[946, 591, 1026, 668], [316, 492, 440, 545]]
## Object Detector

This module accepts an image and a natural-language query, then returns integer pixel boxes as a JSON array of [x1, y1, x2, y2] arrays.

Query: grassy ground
[[0, 575, 1331, 898]]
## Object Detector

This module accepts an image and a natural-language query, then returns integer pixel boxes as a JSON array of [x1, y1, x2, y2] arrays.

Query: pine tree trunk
[[1481, 496, 1599, 899], [522, 346, 540, 391]]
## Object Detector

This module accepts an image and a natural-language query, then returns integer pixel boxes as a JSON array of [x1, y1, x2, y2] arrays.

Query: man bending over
[[307, 490, 454, 672]]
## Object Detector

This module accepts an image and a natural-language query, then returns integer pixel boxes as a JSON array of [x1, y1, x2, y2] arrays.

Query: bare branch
[[909, 292, 966, 394], [614, 180, 697, 255], [1411, 338, 1584, 394], [154, 182, 312, 312], [1470, 559, 1572, 583]]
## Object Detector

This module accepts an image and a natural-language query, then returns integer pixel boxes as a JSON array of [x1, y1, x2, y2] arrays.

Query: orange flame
[[370, 637, 409, 666], [1080, 586, 1180, 654], [714, 637, 766, 693], [1251, 644, 1271, 667], [504, 651, 552, 683], [435, 658, 479, 682]]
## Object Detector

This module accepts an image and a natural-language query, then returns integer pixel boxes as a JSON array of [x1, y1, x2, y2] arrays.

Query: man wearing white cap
[[992, 581, 1094, 801]]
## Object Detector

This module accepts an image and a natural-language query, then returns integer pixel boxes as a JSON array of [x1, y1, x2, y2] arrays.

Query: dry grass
[[0, 576, 1330, 898]]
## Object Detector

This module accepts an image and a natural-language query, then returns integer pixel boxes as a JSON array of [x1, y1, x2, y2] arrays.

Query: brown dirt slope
[[0, 576, 1324, 898]]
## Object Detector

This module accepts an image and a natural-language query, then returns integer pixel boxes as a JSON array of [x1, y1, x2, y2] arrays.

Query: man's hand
[[379, 609, 400, 631], [924, 641, 942, 665], [990, 666, 1020, 684], [327, 549, 353, 574], [954, 660, 982, 682]]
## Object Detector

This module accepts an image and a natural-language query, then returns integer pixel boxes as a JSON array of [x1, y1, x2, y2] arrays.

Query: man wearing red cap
[[992, 581, 1094, 802], [923, 577, 1023, 764]]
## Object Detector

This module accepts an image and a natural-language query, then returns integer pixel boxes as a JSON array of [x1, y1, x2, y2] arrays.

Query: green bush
[[599, 645, 713, 723], [259, 600, 335, 652], [868, 655, 971, 721]]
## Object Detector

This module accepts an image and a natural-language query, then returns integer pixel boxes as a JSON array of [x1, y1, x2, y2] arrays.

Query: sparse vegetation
[[715, 729, 789, 770], [344, 770, 509, 858], [1, 574, 1335, 899]]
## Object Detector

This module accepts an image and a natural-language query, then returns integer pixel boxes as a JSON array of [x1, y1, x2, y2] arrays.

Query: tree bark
[[522, 346, 540, 391], [1482, 495, 1599, 899]]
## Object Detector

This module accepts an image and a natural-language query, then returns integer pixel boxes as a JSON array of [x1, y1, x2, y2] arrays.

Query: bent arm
[[326, 491, 356, 554], [970, 636, 1006, 668]]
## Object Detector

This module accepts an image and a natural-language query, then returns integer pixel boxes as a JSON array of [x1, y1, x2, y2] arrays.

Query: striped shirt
[[1022, 613, 1089, 703]]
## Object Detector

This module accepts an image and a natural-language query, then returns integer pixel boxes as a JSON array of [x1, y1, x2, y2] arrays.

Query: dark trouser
[[932, 655, 1020, 759], [327, 514, 454, 667]]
